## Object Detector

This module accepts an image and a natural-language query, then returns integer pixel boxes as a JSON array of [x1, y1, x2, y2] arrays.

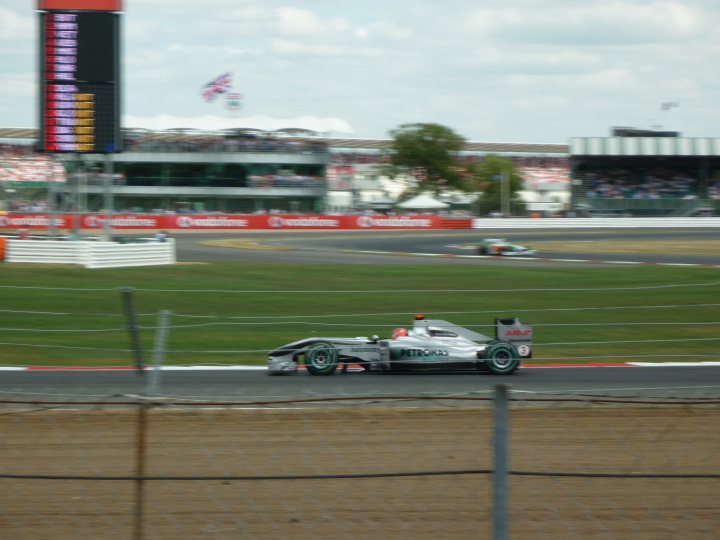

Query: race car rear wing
[[496, 318, 533, 357]]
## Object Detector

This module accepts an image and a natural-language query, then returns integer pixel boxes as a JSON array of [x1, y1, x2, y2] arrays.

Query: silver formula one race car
[[268, 315, 532, 376]]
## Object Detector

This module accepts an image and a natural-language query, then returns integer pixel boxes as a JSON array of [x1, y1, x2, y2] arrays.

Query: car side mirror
[[370, 335, 379, 343]]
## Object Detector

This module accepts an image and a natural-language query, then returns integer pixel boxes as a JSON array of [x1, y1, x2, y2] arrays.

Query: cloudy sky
[[1, 0, 719, 142]]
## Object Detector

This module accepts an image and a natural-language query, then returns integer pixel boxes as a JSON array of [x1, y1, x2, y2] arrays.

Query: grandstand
[[1, 126, 718, 217], [0, 127, 569, 215], [570, 132, 720, 216]]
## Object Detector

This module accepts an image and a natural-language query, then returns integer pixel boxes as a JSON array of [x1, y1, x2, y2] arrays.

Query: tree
[[388, 123, 467, 194], [469, 155, 527, 216]]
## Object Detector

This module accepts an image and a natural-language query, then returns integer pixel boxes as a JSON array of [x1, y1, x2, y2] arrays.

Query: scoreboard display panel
[[39, 10, 121, 153]]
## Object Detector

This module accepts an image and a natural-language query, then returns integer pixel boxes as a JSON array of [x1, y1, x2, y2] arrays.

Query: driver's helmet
[[392, 328, 409, 340]]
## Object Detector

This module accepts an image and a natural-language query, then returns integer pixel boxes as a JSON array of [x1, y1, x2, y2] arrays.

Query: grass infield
[[1, 262, 718, 366]]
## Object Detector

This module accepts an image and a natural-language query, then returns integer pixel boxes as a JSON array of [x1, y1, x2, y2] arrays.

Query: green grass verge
[[1, 262, 719, 366]]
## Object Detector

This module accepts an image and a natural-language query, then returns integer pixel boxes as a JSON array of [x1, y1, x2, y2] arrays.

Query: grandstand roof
[[571, 137, 720, 157], [0, 127, 569, 155]]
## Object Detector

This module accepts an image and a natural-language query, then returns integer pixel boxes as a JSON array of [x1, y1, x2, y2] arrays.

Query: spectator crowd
[[708, 179, 720, 199], [3, 140, 719, 216], [585, 167, 696, 199], [0, 144, 66, 184], [329, 152, 571, 187]]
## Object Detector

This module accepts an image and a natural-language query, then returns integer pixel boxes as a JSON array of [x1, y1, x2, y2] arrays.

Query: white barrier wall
[[472, 217, 720, 229], [5, 239, 176, 269]]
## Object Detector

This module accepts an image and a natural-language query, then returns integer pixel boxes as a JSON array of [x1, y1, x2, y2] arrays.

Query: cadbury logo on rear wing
[[505, 328, 532, 337], [497, 326, 533, 341]]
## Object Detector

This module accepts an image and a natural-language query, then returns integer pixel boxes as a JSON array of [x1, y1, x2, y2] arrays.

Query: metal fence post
[[493, 383, 510, 540], [120, 287, 144, 374], [146, 310, 172, 397], [135, 401, 147, 540]]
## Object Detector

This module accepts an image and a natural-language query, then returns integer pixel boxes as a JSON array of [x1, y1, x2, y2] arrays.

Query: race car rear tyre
[[304, 342, 339, 376], [486, 342, 520, 375]]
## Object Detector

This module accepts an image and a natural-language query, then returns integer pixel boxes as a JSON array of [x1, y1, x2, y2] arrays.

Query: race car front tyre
[[304, 342, 339, 376], [485, 342, 520, 375]]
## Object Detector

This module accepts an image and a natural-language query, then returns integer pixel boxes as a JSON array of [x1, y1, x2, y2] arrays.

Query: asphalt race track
[[4, 227, 719, 401], [171, 228, 720, 267], [2, 365, 719, 401]]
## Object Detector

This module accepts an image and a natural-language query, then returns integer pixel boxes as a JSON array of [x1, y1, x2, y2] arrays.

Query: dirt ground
[[1, 404, 718, 539]]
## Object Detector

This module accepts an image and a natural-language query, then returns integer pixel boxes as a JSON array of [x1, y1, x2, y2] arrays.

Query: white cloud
[[0, 0, 718, 142], [166, 43, 256, 57], [269, 38, 341, 57], [0, 7, 33, 42], [273, 7, 350, 38]]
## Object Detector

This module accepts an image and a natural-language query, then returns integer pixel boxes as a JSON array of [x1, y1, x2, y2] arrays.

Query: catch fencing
[[1, 388, 718, 540], [2, 277, 719, 538]]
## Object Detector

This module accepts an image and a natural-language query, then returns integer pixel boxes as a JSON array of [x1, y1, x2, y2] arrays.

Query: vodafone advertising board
[[0, 214, 444, 230], [0, 214, 70, 229], [169, 214, 441, 229]]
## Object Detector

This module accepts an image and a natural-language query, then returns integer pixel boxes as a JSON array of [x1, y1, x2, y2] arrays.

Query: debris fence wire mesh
[[1, 392, 719, 540]]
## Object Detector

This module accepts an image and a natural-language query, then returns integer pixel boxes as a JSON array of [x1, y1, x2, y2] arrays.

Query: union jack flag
[[201, 72, 233, 102]]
